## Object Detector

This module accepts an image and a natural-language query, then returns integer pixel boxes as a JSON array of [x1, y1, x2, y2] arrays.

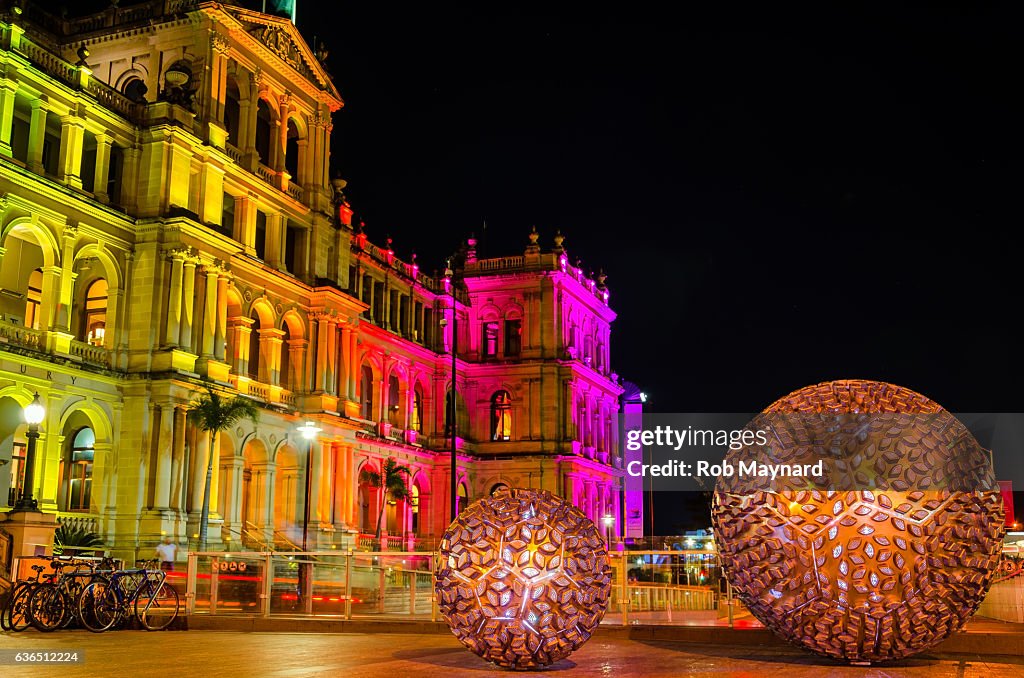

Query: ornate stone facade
[[0, 1, 626, 558]]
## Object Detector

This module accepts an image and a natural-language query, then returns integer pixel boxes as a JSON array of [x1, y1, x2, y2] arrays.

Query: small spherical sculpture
[[435, 487, 611, 669], [712, 380, 1005, 662]]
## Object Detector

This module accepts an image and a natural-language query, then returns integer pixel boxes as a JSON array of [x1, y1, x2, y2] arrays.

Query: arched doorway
[[0, 396, 28, 508]]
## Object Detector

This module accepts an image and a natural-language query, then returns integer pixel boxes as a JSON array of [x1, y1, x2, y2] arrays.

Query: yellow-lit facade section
[[0, 1, 625, 559]]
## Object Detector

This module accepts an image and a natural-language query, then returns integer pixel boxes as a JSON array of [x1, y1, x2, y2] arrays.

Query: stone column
[[348, 329, 358, 400], [92, 133, 112, 202], [200, 266, 218, 358], [233, 193, 258, 255], [26, 99, 47, 174], [307, 441, 323, 524], [154, 404, 173, 509], [170, 406, 187, 511], [318, 440, 332, 525], [57, 114, 85, 188], [164, 252, 185, 347], [0, 80, 17, 157], [215, 274, 229, 361], [325, 319, 337, 394], [179, 259, 197, 351], [338, 326, 351, 402], [259, 328, 284, 385], [287, 338, 307, 392], [227, 316, 253, 376], [265, 213, 285, 269], [332, 445, 345, 527]]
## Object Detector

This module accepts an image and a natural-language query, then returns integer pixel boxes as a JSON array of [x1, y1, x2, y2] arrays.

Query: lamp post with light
[[297, 420, 321, 613], [444, 259, 458, 522], [13, 393, 45, 512], [602, 514, 614, 547]]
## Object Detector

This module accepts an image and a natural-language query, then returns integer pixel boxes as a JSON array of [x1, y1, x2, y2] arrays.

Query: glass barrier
[[183, 549, 1023, 627]]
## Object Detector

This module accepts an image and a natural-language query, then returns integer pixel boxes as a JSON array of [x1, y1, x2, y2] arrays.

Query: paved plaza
[[1, 630, 1023, 677]]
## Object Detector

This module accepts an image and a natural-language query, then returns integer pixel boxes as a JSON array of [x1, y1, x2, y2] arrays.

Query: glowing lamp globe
[[435, 487, 611, 669], [712, 380, 1005, 662]]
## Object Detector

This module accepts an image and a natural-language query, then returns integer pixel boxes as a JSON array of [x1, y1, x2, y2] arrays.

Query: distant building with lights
[[0, 0, 629, 558]]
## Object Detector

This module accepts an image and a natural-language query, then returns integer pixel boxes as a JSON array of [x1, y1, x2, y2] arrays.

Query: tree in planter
[[188, 387, 259, 548], [359, 458, 412, 541]]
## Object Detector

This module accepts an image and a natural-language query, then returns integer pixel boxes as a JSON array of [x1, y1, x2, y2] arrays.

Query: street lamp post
[[13, 393, 45, 512], [445, 260, 458, 522], [602, 514, 614, 547], [297, 420, 321, 614]]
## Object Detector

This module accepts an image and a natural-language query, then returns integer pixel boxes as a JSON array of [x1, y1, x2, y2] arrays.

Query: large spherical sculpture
[[712, 380, 1004, 662], [435, 487, 611, 669]]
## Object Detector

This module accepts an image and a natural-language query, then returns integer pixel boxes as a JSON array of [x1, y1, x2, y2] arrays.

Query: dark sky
[[292, 2, 1019, 413], [69, 1, 1021, 531]]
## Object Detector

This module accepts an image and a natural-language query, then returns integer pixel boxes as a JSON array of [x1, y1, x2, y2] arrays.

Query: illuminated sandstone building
[[0, 0, 625, 556]]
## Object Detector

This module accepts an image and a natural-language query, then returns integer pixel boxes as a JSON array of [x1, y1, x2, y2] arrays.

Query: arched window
[[255, 98, 272, 165], [61, 427, 95, 511], [411, 386, 423, 433], [387, 375, 401, 427], [490, 391, 512, 441], [248, 313, 261, 380], [482, 320, 499, 358], [360, 365, 374, 420], [123, 78, 148, 103], [409, 484, 420, 534], [24, 268, 44, 330], [82, 278, 108, 346], [457, 482, 468, 514], [285, 118, 300, 180], [490, 482, 509, 497]]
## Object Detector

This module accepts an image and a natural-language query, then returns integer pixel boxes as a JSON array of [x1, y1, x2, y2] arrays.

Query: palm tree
[[188, 386, 259, 548], [359, 457, 412, 540]]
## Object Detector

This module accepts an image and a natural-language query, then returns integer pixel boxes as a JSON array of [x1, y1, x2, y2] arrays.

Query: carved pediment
[[215, 6, 341, 104]]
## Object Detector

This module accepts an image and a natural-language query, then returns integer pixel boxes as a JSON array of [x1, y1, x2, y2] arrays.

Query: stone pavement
[[1, 631, 1023, 678]]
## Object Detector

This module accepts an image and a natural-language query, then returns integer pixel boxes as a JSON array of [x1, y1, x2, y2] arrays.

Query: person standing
[[155, 537, 178, 572]]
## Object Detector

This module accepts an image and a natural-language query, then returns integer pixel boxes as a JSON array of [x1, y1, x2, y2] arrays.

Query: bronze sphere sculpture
[[435, 487, 611, 669], [712, 380, 1005, 662]]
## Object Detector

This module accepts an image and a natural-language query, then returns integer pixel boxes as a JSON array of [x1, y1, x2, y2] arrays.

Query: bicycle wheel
[[28, 584, 66, 632], [76, 581, 120, 633], [6, 584, 34, 632], [134, 582, 179, 631]]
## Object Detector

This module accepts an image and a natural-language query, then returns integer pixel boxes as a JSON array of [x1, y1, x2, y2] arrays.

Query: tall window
[[490, 390, 512, 441], [387, 375, 401, 427], [280, 324, 292, 390], [504, 318, 522, 357], [411, 386, 423, 433], [445, 389, 454, 437], [62, 427, 95, 511], [254, 210, 267, 260], [255, 98, 272, 165], [360, 365, 374, 420], [457, 482, 468, 514], [248, 314, 261, 380], [8, 441, 26, 506], [285, 119, 300, 180], [83, 279, 108, 346], [224, 79, 241, 147], [25, 268, 43, 329], [482, 321, 499, 358]]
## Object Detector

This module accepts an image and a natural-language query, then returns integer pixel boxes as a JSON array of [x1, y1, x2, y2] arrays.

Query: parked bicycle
[[76, 559, 179, 632]]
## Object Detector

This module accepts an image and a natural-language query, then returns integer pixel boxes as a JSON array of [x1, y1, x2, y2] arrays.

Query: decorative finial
[[528, 225, 539, 245], [76, 44, 90, 67], [596, 269, 608, 289], [553, 230, 565, 253]]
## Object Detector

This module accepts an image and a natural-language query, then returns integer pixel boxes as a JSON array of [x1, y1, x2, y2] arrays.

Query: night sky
[[71, 1, 1021, 532]]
